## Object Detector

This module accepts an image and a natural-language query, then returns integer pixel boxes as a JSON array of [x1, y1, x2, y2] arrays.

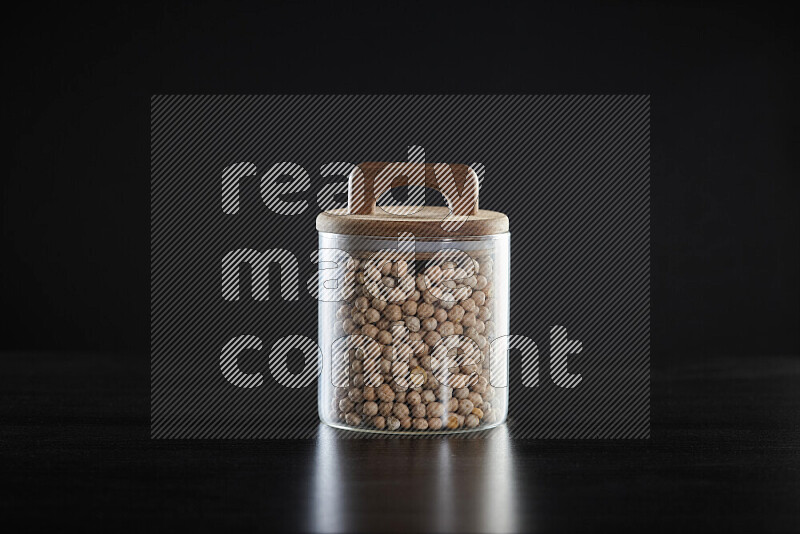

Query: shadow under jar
[[316, 162, 510, 434]]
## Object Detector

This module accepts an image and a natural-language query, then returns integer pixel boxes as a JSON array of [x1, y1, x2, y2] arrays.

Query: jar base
[[321, 418, 506, 436]]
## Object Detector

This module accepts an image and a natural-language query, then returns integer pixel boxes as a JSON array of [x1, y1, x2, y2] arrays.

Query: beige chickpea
[[433, 308, 447, 323], [448, 305, 465, 323], [484, 386, 496, 401], [339, 398, 355, 413], [474, 319, 486, 335], [371, 297, 387, 311], [399, 416, 412, 430], [378, 401, 393, 416], [461, 298, 477, 313], [447, 397, 459, 412], [471, 407, 484, 419], [411, 403, 426, 418], [427, 401, 444, 417], [377, 383, 395, 402], [386, 416, 401, 431], [423, 331, 441, 347], [453, 324, 463, 335], [472, 290, 486, 307], [467, 391, 483, 407], [345, 413, 362, 426], [379, 261, 392, 277], [465, 414, 480, 428], [412, 417, 428, 430], [376, 319, 390, 331], [391, 260, 408, 278], [361, 324, 379, 339], [437, 321, 455, 337], [376, 330, 392, 345], [384, 304, 402, 322], [362, 401, 378, 416], [379, 358, 392, 375], [420, 389, 436, 404], [348, 387, 364, 403], [425, 265, 442, 282], [428, 417, 443, 430], [415, 274, 427, 291], [405, 316, 421, 333], [354, 296, 369, 311], [362, 386, 376, 402], [417, 302, 435, 319], [457, 399, 474, 415], [394, 390, 407, 404], [352, 311, 366, 326], [365, 308, 381, 323], [336, 305, 351, 321], [401, 300, 417, 317], [461, 312, 477, 328], [381, 276, 396, 289], [422, 317, 438, 331], [479, 260, 493, 277], [409, 290, 421, 302], [472, 376, 488, 394], [474, 275, 488, 290], [478, 306, 492, 321], [406, 391, 422, 406], [373, 415, 386, 430], [454, 387, 470, 400], [392, 403, 410, 418], [445, 414, 461, 430], [422, 290, 437, 304], [355, 272, 366, 285]]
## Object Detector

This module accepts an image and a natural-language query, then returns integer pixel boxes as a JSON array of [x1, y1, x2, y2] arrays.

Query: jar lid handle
[[347, 162, 479, 217]]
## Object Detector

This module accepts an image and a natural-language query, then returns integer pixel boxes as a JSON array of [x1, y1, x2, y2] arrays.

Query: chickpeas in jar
[[317, 162, 509, 433]]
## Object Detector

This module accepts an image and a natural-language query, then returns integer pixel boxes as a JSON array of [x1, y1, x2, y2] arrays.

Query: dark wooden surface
[[1, 352, 798, 532]]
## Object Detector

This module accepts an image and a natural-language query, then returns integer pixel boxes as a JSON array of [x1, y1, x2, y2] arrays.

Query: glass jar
[[316, 162, 510, 433]]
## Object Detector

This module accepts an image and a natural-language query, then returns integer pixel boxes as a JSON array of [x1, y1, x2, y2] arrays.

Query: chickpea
[[393, 403, 410, 418], [352, 312, 366, 326], [423, 331, 441, 347], [361, 324, 379, 339], [467, 391, 483, 407], [433, 308, 448, 323], [445, 414, 461, 430], [378, 401, 393, 416], [392, 260, 408, 278], [406, 391, 421, 406], [465, 414, 480, 428], [448, 305, 465, 323], [339, 398, 355, 413], [461, 298, 477, 314], [345, 413, 362, 426], [478, 306, 492, 321], [411, 403, 426, 418], [471, 407, 484, 419], [475, 275, 488, 290], [394, 390, 406, 404], [462, 312, 477, 328], [454, 387, 470, 400], [354, 296, 369, 311], [405, 316, 421, 332], [420, 389, 436, 404], [362, 401, 378, 416], [365, 308, 380, 323], [377, 384, 395, 402], [437, 321, 455, 337], [386, 416, 401, 431], [472, 290, 486, 306], [373, 415, 386, 429], [428, 417, 443, 430], [447, 397, 459, 412], [427, 401, 444, 417], [458, 399, 474, 415], [377, 330, 392, 345], [384, 304, 402, 322], [413, 418, 428, 430], [417, 302, 435, 319], [401, 300, 417, 317], [363, 386, 376, 401], [422, 317, 438, 331]]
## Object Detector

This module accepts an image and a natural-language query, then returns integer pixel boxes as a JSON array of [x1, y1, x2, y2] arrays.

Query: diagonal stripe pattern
[[151, 95, 649, 439]]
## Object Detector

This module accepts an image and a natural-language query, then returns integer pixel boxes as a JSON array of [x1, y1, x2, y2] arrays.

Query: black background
[[3, 2, 798, 531], [4, 1, 797, 358]]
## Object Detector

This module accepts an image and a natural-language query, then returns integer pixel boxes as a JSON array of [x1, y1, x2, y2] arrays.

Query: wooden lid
[[316, 162, 509, 237]]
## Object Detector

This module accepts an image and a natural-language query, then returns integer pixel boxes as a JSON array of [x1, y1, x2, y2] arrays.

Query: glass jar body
[[317, 232, 510, 434]]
